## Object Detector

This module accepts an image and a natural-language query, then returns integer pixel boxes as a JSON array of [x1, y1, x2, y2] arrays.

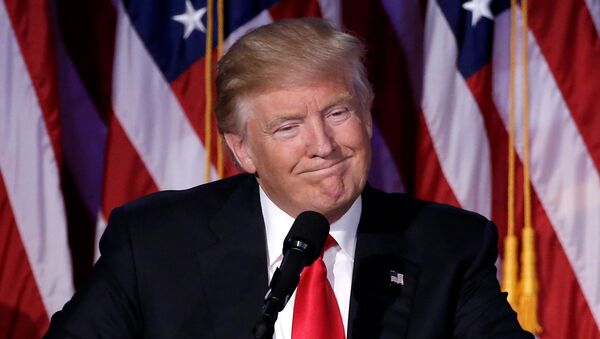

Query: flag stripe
[[0, 0, 73, 317], [96, 116, 159, 256], [101, 117, 159, 217], [532, 189, 600, 338], [269, 0, 321, 20], [464, 65, 512, 239], [3, 0, 62, 163], [492, 9, 600, 329], [0, 174, 48, 338], [170, 52, 238, 178], [223, 9, 273, 51], [527, 0, 600, 176], [0, 0, 74, 324], [414, 112, 461, 207], [422, 0, 492, 218], [113, 0, 216, 189], [583, 0, 600, 34], [317, 0, 341, 28]]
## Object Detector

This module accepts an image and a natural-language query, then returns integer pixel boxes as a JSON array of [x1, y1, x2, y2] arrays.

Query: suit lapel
[[347, 187, 421, 339], [194, 176, 269, 338]]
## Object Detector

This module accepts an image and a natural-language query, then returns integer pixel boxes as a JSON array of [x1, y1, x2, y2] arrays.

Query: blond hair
[[216, 18, 373, 135]]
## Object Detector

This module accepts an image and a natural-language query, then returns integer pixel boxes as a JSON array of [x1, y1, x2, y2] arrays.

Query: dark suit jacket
[[45, 174, 532, 338]]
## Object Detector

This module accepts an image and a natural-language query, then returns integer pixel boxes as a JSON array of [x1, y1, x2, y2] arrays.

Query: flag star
[[172, 0, 207, 39], [462, 0, 494, 26]]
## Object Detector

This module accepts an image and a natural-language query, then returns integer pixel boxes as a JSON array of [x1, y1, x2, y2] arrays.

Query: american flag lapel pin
[[390, 270, 404, 286]]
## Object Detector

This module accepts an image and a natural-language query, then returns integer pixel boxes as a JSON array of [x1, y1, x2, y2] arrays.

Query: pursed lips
[[298, 157, 351, 175]]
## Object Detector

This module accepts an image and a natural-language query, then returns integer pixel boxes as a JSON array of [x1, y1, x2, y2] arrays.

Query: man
[[46, 18, 532, 338]]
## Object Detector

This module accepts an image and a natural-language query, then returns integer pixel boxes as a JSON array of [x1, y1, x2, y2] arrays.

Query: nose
[[306, 117, 336, 157]]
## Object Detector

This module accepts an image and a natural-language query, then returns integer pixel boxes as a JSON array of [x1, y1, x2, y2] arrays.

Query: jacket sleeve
[[44, 207, 142, 339], [453, 221, 533, 339]]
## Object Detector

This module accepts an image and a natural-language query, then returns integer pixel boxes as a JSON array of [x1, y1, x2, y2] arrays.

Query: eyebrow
[[321, 93, 354, 113], [264, 93, 354, 132]]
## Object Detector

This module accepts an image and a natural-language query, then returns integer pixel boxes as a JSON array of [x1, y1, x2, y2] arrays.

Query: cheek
[[257, 142, 302, 173], [338, 123, 371, 149]]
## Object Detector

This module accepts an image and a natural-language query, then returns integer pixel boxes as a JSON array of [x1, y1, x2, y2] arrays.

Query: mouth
[[300, 157, 350, 175]]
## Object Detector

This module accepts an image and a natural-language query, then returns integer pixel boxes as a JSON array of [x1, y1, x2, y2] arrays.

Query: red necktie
[[292, 236, 345, 339]]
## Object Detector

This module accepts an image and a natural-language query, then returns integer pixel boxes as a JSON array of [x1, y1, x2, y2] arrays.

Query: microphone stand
[[252, 296, 281, 339], [252, 268, 300, 339], [252, 248, 304, 339]]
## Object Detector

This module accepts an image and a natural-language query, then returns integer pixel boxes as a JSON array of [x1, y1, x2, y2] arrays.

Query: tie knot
[[320, 235, 338, 258]]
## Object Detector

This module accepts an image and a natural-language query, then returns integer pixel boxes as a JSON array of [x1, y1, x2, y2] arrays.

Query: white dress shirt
[[259, 186, 361, 339]]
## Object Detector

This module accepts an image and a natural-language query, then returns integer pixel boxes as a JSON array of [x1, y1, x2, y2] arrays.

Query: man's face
[[224, 80, 372, 222]]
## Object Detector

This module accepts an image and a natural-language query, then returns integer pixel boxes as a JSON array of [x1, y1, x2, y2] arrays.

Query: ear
[[363, 111, 373, 139], [223, 132, 257, 174]]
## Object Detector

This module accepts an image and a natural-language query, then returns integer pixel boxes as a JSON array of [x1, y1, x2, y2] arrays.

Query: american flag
[[0, 0, 598, 338], [390, 270, 404, 286]]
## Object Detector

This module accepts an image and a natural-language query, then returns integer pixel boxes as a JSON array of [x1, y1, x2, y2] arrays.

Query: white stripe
[[584, 0, 600, 36], [112, 1, 216, 191], [318, 0, 342, 28], [421, 0, 492, 218], [492, 9, 600, 327], [223, 9, 272, 51], [0, 1, 73, 315], [94, 214, 108, 261]]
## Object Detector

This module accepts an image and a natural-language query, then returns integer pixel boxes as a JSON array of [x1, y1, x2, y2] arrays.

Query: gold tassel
[[517, 227, 542, 333], [501, 234, 519, 308]]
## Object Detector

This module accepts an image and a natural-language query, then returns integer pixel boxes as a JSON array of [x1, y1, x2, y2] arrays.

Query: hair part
[[216, 18, 373, 136]]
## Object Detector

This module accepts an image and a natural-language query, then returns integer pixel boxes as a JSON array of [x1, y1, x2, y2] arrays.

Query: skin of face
[[224, 79, 372, 223]]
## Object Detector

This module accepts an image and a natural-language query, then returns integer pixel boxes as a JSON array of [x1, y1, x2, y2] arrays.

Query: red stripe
[[4, 0, 62, 166], [342, 0, 421, 194], [268, 0, 321, 20], [101, 116, 159, 217], [532, 192, 600, 338], [170, 53, 239, 179], [414, 111, 461, 207], [527, 0, 600, 174], [0, 174, 49, 338], [464, 65, 526, 251]]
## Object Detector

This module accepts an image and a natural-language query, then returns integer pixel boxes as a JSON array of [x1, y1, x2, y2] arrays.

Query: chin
[[309, 194, 353, 219]]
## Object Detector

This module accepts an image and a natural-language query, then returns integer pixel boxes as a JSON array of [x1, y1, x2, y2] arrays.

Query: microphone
[[253, 211, 330, 339]]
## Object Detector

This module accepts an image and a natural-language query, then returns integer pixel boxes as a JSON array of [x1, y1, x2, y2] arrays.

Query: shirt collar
[[260, 185, 362, 267]]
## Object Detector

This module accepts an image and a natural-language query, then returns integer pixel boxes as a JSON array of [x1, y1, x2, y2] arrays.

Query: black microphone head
[[283, 211, 330, 265]]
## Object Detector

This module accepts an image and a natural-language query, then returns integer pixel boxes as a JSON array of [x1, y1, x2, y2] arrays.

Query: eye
[[326, 107, 351, 123], [273, 124, 300, 138]]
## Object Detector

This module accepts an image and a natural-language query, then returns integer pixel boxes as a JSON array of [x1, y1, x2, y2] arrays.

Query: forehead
[[246, 80, 354, 117]]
